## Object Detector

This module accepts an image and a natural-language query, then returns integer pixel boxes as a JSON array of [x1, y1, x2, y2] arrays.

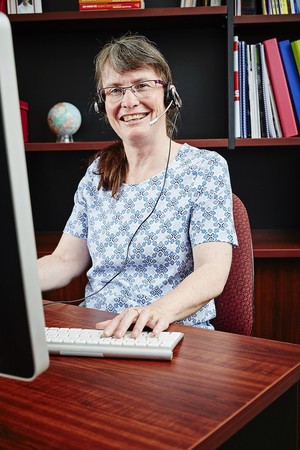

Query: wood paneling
[[252, 258, 300, 344]]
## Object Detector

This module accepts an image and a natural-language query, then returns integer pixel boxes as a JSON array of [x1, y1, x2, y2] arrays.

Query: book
[[278, 0, 289, 12], [260, 42, 282, 137], [241, 0, 257, 14], [247, 44, 262, 138], [294, 0, 300, 13], [79, 0, 139, 2], [79, 2, 144, 10], [291, 39, 300, 77], [278, 40, 300, 129], [289, 0, 296, 13], [238, 40, 250, 137], [256, 43, 268, 138], [247, 45, 257, 137], [0, 0, 7, 13], [270, 0, 279, 13], [180, 0, 197, 6], [261, 0, 268, 14], [262, 37, 298, 137], [234, 36, 241, 138]]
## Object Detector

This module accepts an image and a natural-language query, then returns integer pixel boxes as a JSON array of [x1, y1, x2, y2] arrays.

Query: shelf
[[9, 6, 227, 22], [36, 229, 300, 259], [25, 141, 112, 152], [234, 13, 300, 37], [24, 139, 230, 152], [252, 229, 300, 258], [9, 6, 228, 32], [234, 14, 300, 25], [24, 137, 300, 152], [235, 138, 300, 147]]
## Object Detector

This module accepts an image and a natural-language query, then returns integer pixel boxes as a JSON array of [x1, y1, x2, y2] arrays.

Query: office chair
[[211, 194, 254, 336]]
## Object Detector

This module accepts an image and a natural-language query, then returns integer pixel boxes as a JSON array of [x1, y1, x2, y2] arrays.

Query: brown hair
[[92, 34, 179, 197]]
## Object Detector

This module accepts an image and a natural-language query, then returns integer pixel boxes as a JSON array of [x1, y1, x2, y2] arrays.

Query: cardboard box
[[19, 100, 29, 142]]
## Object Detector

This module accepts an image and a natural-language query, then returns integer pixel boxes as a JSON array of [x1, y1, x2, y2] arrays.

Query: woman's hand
[[95, 306, 171, 338]]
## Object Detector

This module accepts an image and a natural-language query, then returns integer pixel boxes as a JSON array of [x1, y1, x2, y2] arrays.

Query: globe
[[47, 102, 82, 143]]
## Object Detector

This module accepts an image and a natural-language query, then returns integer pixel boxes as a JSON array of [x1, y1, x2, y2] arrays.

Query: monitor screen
[[0, 12, 49, 381]]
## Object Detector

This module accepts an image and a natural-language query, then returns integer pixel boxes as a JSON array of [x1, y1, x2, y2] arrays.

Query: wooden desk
[[0, 303, 299, 450]]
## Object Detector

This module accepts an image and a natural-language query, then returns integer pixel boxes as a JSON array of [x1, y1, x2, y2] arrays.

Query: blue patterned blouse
[[64, 143, 238, 328]]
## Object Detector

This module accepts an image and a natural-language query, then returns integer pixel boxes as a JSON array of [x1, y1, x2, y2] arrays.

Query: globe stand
[[57, 134, 74, 143]]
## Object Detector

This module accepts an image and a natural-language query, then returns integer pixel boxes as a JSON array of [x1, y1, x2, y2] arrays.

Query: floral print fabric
[[64, 143, 238, 328]]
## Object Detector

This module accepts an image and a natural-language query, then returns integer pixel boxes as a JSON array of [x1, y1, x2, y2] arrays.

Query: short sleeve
[[64, 161, 98, 239], [189, 152, 238, 247]]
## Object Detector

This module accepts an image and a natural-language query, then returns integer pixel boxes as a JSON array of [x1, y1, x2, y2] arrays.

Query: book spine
[[263, 37, 298, 137], [278, 0, 289, 12], [289, 0, 295, 13], [256, 43, 269, 138], [294, 0, 300, 13], [247, 44, 258, 137], [259, 44, 276, 137], [291, 40, 300, 77], [278, 40, 300, 129], [262, 0, 268, 14], [79, 0, 140, 2], [7, 0, 16, 14], [234, 36, 241, 138], [271, 0, 279, 13], [251, 44, 261, 137], [266, 0, 273, 14], [0, 0, 7, 13], [238, 40, 243, 136], [241, 0, 257, 15], [79, 2, 143, 10], [239, 40, 249, 137]]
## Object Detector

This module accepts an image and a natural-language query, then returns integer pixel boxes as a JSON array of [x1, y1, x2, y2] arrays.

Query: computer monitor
[[0, 12, 49, 381]]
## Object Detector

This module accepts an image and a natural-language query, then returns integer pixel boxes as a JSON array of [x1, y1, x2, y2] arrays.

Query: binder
[[278, 40, 300, 130], [291, 39, 300, 77], [262, 38, 298, 137]]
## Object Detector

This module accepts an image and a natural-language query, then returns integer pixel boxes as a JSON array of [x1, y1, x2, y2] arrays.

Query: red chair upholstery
[[211, 194, 254, 335]]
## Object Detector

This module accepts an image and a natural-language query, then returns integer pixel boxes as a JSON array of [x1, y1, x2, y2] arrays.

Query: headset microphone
[[149, 100, 173, 126]]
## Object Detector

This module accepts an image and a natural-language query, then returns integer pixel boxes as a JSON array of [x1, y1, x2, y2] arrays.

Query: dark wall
[[13, 11, 300, 231]]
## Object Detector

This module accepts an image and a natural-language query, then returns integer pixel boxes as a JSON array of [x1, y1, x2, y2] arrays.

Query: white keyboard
[[45, 327, 184, 361]]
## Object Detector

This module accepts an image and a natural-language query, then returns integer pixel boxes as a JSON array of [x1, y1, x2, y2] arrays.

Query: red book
[[262, 37, 298, 138], [0, 0, 7, 13], [79, 2, 143, 10]]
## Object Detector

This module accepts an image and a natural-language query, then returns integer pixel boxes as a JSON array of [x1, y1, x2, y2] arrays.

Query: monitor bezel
[[0, 12, 49, 381]]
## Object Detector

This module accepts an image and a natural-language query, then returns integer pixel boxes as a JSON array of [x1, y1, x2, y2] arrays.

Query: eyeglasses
[[98, 79, 165, 103]]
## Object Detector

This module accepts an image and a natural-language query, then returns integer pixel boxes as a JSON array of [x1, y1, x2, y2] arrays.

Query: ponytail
[[91, 141, 128, 197]]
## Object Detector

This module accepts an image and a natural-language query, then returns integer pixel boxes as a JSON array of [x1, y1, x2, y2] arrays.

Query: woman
[[38, 34, 237, 338]]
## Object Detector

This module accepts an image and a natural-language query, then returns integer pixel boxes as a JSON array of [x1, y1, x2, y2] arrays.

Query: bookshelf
[[8, 3, 300, 344]]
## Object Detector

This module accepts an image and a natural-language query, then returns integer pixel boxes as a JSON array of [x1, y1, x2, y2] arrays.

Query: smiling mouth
[[121, 113, 149, 122]]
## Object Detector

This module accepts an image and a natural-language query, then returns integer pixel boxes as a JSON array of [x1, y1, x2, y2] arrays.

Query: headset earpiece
[[165, 84, 182, 110], [94, 91, 105, 114], [94, 100, 105, 114]]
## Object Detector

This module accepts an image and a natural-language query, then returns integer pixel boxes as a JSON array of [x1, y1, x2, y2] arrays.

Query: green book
[[291, 39, 300, 78]]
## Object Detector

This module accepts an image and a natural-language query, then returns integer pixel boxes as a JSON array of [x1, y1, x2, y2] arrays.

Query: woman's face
[[101, 63, 167, 144]]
